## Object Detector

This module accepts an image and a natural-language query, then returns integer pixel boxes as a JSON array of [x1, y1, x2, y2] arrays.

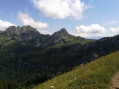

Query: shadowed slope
[[34, 51, 119, 89]]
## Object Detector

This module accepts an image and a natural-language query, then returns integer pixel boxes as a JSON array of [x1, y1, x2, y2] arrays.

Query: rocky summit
[[50, 28, 69, 43], [5, 25, 40, 36]]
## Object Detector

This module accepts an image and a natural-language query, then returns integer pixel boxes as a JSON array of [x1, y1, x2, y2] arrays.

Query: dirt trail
[[110, 72, 119, 89]]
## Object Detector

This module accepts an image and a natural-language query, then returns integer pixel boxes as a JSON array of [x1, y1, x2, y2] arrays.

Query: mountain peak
[[5, 26, 21, 36], [54, 28, 69, 36], [5, 25, 40, 36], [50, 28, 69, 43], [6, 25, 38, 32], [21, 25, 38, 32], [60, 28, 68, 34]]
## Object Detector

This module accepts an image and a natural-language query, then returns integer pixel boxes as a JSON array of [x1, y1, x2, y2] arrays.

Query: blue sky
[[0, 0, 119, 38]]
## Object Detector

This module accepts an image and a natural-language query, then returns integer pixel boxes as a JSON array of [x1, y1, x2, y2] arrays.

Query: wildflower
[[49, 86, 54, 89]]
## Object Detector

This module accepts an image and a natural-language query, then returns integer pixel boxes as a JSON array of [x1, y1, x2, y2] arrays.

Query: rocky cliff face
[[50, 28, 69, 43], [5, 25, 40, 37], [0, 26, 45, 47]]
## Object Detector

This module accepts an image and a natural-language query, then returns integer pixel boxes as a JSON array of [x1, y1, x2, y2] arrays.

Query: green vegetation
[[0, 33, 118, 89], [34, 51, 119, 89], [53, 35, 91, 47], [0, 32, 92, 89], [0, 26, 119, 89]]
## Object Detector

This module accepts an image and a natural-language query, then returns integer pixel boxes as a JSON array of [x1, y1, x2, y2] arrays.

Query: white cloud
[[107, 20, 119, 25], [38, 29, 52, 35], [108, 27, 119, 36], [76, 24, 106, 33], [0, 20, 16, 31], [74, 24, 119, 38], [30, 0, 89, 19], [17, 11, 48, 29]]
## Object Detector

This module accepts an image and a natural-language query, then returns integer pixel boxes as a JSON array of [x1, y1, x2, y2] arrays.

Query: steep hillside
[[47, 28, 91, 47], [0, 26, 91, 58], [0, 26, 93, 89], [0, 25, 50, 59], [0, 33, 119, 89], [34, 51, 119, 89], [1, 26, 119, 89]]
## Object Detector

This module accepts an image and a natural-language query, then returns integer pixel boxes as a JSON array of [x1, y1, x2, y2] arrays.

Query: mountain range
[[0, 25, 119, 89], [0, 25, 91, 58], [0, 25, 89, 46]]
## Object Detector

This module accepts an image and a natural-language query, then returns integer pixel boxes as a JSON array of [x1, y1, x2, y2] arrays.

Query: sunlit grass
[[34, 51, 119, 89]]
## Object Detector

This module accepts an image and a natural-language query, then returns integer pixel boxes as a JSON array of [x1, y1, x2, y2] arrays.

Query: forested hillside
[[0, 26, 119, 89], [34, 51, 119, 89]]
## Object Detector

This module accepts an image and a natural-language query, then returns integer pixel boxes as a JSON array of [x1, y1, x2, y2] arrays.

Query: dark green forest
[[0, 26, 119, 89]]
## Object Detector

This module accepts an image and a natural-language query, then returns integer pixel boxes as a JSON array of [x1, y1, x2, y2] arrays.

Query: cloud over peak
[[30, 0, 88, 19], [17, 11, 48, 29], [0, 20, 16, 31]]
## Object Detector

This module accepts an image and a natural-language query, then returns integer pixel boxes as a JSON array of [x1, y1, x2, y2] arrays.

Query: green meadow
[[34, 51, 119, 89]]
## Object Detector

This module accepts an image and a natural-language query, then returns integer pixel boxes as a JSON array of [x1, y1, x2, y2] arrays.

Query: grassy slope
[[53, 35, 92, 47], [34, 51, 119, 89]]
